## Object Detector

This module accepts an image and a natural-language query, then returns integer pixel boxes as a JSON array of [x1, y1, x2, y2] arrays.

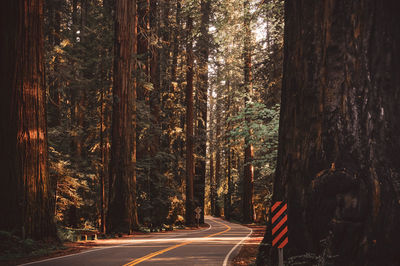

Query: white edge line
[[19, 222, 212, 266], [222, 225, 253, 266]]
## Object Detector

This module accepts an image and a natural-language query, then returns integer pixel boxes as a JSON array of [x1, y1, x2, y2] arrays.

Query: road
[[21, 217, 252, 266]]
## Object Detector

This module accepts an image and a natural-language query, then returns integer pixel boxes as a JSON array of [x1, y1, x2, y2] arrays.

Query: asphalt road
[[21, 217, 252, 266]]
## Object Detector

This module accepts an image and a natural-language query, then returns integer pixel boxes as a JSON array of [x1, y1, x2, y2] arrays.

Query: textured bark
[[214, 86, 222, 217], [100, 90, 106, 234], [225, 80, 232, 220], [149, 0, 160, 158], [0, 0, 56, 240], [209, 94, 216, 216], [210, 152, 215, 216], [194, 0, 210, 224], [242, 0, 254, 224], [185, 14, 195, 226], [171, 0, 181, 83], [107, 0, 139, 233], [99, 0, 114, 234], [258, 1, 400, 265], [160, 0, 171, 96]]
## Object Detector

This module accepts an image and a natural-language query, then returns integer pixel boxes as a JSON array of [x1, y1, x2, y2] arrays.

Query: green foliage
[[43, 0, 283, 231], [45, 0, 114, 229], [206, 0, 283, 222], [0, 231, 63, 261]]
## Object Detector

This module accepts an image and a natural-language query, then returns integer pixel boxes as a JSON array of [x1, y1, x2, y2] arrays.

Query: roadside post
[[195, 206, 202, 228], [271, 201, 288, 266]]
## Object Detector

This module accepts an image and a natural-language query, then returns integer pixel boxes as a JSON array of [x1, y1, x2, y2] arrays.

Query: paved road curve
[[21, 217, 252, 266]]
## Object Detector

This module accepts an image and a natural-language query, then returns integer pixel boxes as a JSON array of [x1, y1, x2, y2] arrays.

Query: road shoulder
[[232, 224, 266, 266]]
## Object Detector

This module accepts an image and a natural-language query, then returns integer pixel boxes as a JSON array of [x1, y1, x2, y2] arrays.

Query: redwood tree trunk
[[242, 0, 254, 224], [171, 0, 181, 83], [185, 14, 195, 226], [214, 86, 222, 217], [194, 0, 211, 224], [0, 0, 56, 240], [258, 1, 400, 265], [107, 0, 139, 233]]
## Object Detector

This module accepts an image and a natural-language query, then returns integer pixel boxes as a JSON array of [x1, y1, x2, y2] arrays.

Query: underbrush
[[0, 231, 65, 262]]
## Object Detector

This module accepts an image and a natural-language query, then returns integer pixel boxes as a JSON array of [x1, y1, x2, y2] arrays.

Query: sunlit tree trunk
[[258, 0, 400, 265], [0, 0, 56, 240], [194, 0, 211, 224], [209, 93, 216, 216], [242, 0, 254, 224], [225, 80, 232, 220], [107, 0, 139, 233], [171, 0, 181, 83], [214, 85, 222, 217], [185, 14, 195, 226]]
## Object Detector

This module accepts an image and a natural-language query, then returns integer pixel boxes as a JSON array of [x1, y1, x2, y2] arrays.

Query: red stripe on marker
[[272, 215, 287, 234], [278, 237, 288, 249], [272, 226, 288, 246], [272, 204, 287, 223], [271, 201, 282, 213]]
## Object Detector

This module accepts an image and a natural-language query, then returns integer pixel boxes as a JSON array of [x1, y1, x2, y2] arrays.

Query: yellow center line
[[123, 219, 231, 266]]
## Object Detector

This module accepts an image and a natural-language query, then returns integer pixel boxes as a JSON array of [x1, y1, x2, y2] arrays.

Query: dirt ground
[[232, 224, 266, 266]]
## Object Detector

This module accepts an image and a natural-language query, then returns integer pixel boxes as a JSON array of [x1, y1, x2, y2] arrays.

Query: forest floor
[[232, 224, 266, 266], [0, 225, 208, 266]]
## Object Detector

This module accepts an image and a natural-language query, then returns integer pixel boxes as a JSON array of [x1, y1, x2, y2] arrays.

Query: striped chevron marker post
[[271, 201, 288, 266]]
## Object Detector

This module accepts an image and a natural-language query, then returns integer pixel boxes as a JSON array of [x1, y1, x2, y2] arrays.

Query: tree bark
[[258, 1, 400, 265], [242, 0, 254, 224], [107, 0, 139, 233], [225, 80, 232, 220], [214, 85, 222, 217], [209, 92, 216, 216], [171, 0, 181, 83], [194, 0, 210, 224], [185, 14, 195, 226], [0, 0, 56, 240], [149, 0, 160, 160]]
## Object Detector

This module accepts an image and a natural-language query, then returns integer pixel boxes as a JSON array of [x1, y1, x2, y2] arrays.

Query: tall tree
[[242, 0, 254, 224], [171, 0, 181, 83], [185, 12, 195, 226], [0, 0, 56, 240], [137, 0, 150, 101], [107, 0, 139, 233], [209, 91, 216, 216], [214, 79, 222, 217], [194, 0, 211, 224], [258, 0, 400, 265]]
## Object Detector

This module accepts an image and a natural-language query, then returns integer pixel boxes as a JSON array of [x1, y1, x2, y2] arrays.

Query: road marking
[[19, 223, 212, 266], [123, 218, 231, 266], [222, 226, 253, 266]]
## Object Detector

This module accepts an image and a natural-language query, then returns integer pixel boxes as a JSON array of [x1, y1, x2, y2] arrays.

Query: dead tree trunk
[[258, 1, 400, 265]]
